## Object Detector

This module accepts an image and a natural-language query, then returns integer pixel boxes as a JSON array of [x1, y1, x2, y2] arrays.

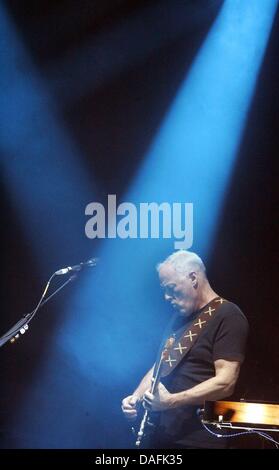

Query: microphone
[[55, 258, 98, 275]]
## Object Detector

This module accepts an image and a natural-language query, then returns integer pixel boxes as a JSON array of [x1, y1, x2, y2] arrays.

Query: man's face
[[159, 263, 198, 317]]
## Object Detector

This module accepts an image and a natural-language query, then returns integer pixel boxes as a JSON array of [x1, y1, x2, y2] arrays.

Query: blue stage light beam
[[62, 0, 278, 384], [0, 4, 94, 272], [55, 0, 278, 442], [10, 0, 278, 448], [125, 0, 278, 259]]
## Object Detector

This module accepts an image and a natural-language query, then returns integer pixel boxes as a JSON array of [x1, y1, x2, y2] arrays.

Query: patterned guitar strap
[[160, 296, 227, 378]]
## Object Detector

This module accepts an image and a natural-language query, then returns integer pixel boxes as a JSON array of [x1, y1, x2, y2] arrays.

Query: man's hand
[[121, 395, 140, 421], [143, 383, 175, 411]]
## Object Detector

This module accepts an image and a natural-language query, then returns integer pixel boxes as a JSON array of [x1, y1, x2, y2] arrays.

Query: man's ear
[[189, 271, 198, 288]]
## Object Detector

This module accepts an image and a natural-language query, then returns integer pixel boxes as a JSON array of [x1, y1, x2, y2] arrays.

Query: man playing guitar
[[122, 250, 249, 449]]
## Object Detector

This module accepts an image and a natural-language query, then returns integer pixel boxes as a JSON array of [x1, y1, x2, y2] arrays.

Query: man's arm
[[121, 365, 154, 420], [133, 365, 154, 399], [144, 359, 240, 411]]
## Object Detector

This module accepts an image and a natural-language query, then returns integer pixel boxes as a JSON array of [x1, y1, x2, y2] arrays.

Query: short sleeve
[[212, 305, 249, 363]]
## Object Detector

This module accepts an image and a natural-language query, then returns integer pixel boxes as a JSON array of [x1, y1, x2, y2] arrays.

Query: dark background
[[1, 0, 278, 449]]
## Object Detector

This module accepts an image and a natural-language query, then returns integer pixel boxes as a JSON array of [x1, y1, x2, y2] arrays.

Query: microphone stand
[[0, 274, 77, 348]]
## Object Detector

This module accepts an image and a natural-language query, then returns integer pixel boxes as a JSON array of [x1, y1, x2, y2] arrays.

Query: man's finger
[[122, 402, 135, 410], [122, 407, 138, 418], [144, 391, 154, 401], [130, 396, 138, 406], [123, 409, 137, 416], [122, 396, 138, 409]]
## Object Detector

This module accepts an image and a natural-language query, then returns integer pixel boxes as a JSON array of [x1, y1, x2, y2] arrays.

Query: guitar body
[[132, 409, 159, 448], [134, 336, 176, 447]]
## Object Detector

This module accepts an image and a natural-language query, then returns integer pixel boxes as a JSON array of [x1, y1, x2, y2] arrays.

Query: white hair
[[156, 250, 206, 276]]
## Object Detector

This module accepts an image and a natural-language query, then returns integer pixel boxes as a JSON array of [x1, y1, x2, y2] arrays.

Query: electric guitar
[[134, 335, 176, 447]]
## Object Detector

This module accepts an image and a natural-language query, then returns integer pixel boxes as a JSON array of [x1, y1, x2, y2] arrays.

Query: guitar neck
[[150, 361, 163, 394], [150, 336, 174, 394]]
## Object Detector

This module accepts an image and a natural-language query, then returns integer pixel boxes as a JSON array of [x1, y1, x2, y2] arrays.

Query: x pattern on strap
[[162, 298, 226, 371]]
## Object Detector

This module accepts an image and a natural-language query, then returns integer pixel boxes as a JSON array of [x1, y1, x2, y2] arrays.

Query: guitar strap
[[160, 297, 227, 378]]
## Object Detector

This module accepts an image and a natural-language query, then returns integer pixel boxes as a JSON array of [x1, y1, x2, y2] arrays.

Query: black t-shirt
[[153, 300, 249, 449]]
